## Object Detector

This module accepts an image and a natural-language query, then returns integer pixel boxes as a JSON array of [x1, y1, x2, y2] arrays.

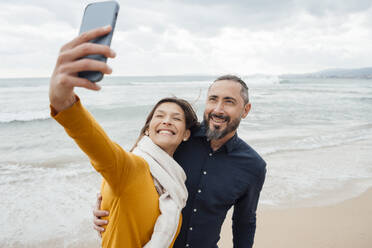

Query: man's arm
[[93, 193, 109, 236], [232, 164, 266, 248]]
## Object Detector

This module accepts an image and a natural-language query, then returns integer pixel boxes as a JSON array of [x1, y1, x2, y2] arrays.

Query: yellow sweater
[[52, 99, 181, 248]]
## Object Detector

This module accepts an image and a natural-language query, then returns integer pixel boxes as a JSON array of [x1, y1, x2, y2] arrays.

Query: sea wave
[[0, 111, 50, 123], [116, 80, 212, 87], [0, 160, 93, 186], [0, 85, 48, 94], [243, 75, 280, 85], [0, 161, 101, 246], [0, 103, 155, 124], [254, 124, 372, 155]]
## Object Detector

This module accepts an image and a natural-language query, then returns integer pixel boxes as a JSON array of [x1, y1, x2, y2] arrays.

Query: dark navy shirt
[[173, 123, 266, 248]]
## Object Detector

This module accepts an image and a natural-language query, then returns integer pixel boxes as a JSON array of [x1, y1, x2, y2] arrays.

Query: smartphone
[[78, 1, 120, 82]]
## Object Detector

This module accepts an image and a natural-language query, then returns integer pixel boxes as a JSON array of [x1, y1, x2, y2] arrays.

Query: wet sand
[[218, 187, 372, 248]]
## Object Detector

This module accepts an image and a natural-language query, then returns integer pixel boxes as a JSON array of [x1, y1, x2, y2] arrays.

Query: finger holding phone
[[49, 1, 119, 113]]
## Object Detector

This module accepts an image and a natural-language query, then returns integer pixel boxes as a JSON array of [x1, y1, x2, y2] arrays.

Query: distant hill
[[281, 67, 372, 79]]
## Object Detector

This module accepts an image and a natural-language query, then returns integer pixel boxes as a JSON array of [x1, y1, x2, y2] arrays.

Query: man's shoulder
[[233, 136, 262, 158], [174, 131, 207, 159], [231, 136, 266, 174]]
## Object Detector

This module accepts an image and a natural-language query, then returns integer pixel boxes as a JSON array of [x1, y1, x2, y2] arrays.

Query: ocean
[[1, 75, 372, 247]]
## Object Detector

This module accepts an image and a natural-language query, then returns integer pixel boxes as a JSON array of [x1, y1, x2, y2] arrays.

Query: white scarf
[[133, 136, 188, 248]]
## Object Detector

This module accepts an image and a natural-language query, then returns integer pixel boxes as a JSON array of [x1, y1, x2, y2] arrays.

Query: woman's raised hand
[[49, 25, 116, 113]]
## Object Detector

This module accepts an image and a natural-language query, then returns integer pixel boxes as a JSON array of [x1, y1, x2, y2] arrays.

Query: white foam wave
[[244, 124, 372, 156], [0, 85, 48, 93], [123, 80, 212, 87], [0, 110, 50, 123], [0, 162, 101, 246]]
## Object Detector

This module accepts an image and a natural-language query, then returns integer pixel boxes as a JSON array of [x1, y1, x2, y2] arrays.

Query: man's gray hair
[[213, 74, 249, 104]]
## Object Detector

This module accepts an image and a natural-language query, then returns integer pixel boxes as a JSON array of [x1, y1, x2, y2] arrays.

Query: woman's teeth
[[158, 130, 174, 135]]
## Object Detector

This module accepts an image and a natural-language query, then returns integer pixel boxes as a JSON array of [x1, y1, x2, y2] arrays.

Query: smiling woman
[[52, 96, 197, 248], [131, 97, 198, 155], [149, 103, 190, 155], [49, 26, 199, 248]]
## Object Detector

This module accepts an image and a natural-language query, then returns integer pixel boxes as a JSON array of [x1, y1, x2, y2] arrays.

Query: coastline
[[258, 137, 372, 209], [218, 187, 372, 248], [218, 137, 372, 247], [254, 187, 372, 248]]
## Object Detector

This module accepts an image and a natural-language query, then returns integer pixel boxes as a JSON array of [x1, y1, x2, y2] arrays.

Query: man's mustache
[[208, 113, 230, 122]]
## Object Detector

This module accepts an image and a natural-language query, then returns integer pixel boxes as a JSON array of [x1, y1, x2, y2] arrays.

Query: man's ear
[[241, 103, 251, 119], [183, 129, 191, 141]]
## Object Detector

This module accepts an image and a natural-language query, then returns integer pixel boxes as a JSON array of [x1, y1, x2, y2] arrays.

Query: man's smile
[[209, 113, 230, 126]]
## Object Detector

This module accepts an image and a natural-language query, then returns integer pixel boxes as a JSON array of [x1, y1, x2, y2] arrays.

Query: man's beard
[[204, 112, 241, 140]]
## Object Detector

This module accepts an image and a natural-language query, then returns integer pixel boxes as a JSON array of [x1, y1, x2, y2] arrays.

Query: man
[[94, 74, 267, 247]]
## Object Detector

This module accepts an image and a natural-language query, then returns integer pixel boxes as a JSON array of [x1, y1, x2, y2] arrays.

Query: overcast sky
[[1, 0, 372, 77]]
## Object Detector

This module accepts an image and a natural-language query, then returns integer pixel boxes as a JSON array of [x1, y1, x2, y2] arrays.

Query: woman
[[49, 26, 198, 247]]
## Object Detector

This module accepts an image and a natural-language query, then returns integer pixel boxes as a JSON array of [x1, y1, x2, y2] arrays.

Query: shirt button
[[185, 244, 190, 247], [189, 227, 193, 231], [193, 208, 197, 212], [197, 189, 202, 193], [203, 171, 207, 175], [209, 153, 212, 156]]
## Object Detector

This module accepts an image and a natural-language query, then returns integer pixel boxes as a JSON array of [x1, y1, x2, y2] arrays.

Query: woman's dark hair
[[130, 97, 199, 151]]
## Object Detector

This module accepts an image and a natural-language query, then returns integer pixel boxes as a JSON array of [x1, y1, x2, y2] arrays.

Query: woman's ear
[[183, 129, 191, 141], [145, 129, 149, 136]]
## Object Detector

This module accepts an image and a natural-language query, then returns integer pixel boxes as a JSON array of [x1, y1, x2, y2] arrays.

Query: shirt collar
[[194, 121, 239, 153]]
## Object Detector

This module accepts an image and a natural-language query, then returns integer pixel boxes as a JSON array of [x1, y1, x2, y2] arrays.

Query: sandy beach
[[218, 138, 372, 248], [218, 187, 372, 248]]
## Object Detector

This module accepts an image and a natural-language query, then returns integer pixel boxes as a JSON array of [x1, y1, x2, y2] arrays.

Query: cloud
[[296, 0, 372, 16], [1, 0, 372, 77]]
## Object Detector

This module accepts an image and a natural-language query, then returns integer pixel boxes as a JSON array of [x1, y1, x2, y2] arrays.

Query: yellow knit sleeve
[[51, 96, 146, 195]]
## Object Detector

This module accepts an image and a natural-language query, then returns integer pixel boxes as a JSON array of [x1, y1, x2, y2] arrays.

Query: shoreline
[[218, 187, 372, 247], [257, 137, 372, 209], [259, 176, 372, 210], [218, 137, 372, 247]]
